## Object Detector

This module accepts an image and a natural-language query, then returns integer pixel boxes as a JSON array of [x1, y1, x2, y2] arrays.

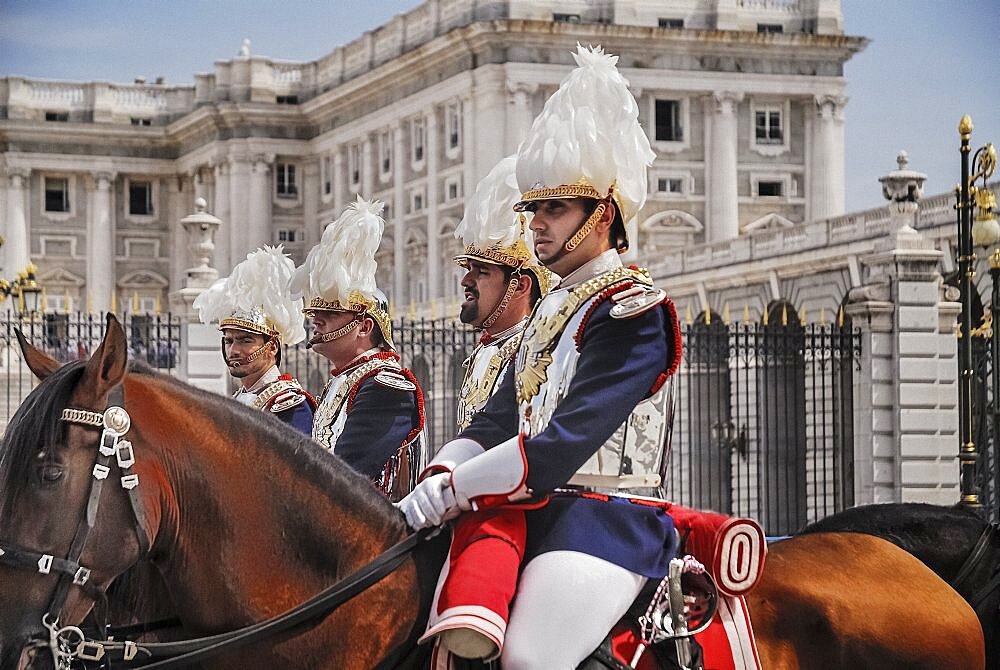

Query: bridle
[[0, 385, 152, 668], [1, 381, 435, 669], [951, 521, 1000, 616]]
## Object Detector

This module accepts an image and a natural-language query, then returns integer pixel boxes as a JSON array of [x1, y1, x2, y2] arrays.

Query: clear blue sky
[[1, 0, 997, 212]]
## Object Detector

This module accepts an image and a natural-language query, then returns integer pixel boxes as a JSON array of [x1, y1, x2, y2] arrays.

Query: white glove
[[396, 472, 461, 530]]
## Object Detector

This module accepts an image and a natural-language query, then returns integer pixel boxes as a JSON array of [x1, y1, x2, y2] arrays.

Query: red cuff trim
[[419, 464, 451, 481], [661, 295, 683, 379], [469, 434, 530, 510], [574, 280, 635, 349]]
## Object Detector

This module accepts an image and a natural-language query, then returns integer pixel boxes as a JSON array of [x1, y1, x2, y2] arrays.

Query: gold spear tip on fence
[[959, 115, 973, 139], [684, 303, 693, 325], [742, 303, 750, 325], [722, 302, 731, 325]]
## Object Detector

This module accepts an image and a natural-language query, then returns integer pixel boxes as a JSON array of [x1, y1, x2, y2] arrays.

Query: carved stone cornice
[[711, 91, 744, 115], [6, 167, 31, 185]]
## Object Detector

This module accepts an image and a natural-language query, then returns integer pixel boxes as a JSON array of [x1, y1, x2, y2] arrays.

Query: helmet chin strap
[[225, 337, 274, 368], [539, 198, 609, 269], [306, 317, 361, 349], [479, 271, 521, 332]]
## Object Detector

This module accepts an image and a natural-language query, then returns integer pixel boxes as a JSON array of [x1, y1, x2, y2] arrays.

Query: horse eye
[[38, 465, 64, 483]]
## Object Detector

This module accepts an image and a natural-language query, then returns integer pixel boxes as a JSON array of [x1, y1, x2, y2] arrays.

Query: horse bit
[[0, 386, 151, 669]]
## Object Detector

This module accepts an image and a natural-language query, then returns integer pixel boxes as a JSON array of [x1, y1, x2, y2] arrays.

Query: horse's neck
[[128, 377, 403, 630]]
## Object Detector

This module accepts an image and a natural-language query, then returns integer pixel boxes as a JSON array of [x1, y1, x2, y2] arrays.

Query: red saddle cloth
[[612, 503, 766, 670]]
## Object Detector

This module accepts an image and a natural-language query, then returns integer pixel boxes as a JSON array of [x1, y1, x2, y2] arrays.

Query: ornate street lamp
[[0, 237, 43, 315], [957, 114, 997, 509]]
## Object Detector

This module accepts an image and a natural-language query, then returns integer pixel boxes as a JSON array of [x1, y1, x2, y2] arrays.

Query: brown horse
[[0, 317, 985, 670]]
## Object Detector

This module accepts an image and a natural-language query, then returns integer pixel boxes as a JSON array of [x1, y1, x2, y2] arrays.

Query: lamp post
[[0, 236, 43, 316], [957, 114, 997, 510]]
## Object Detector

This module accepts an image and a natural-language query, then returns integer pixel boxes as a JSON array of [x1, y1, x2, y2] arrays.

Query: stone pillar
[[361, 134, 374, 197], [247, 154, 272, 254], [213, 159, 232, 272], [302, 158, 321, 251], [88, 172, 115, 313], [167, 174, 188, 293], [228, 156, 251, 263], [425, 106, 440, 302], [810, 95, 847, 222], [169, 197, 228, 392], [845, 155, 958, 505], [392, 123, 407, 305], [333, 145, 345, 215], [507, 82, 537, 154], [472, 68, 507, 188], [461, 94, 476, 200], [707, 92, 742, 242], [3, 168, 31, 292]]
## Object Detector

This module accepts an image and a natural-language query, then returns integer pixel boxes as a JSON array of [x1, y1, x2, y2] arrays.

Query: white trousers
[[500, 550, 647, 670]]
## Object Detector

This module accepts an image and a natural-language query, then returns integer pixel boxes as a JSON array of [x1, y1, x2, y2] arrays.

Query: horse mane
[[0, 360, 87, 513]]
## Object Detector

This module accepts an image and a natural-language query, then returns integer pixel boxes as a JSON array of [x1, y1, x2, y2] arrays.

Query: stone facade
[[0, 0, 863, 314]]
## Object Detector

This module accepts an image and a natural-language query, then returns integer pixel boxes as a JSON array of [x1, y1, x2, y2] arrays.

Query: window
[[657, 177, 684, 194], [379, 131, 392, 176], [276, 95, 299, 104], [277, 229, 299, 243], [755, 109, 783, 145], [553, 13, 581, 23], [446, 102, 461, 151], [658, 18, 684, 28], [322, 156, 332, 196], [411, 118, 425, 163], [130, 117, 152, 126], [757, 23, 783, 33], [129, 180, 154, 215], [45, 112, 69, 122], [655, 100, 683, 142], [410, 188, 425, 214], [757, 181, 784, 197], [276, 163, 297, 197], [45, 177, 70, 212], [446, 178, 460, 201], [348, 144, 361, 186]]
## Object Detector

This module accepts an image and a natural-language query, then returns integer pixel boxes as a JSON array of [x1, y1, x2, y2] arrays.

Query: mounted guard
[[289, 196, 425, 501], [194, 245, 315, 434], [399, 44, 684, 668]]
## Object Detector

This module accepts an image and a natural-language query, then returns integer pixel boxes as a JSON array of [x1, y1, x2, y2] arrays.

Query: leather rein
[[950, 521, 1000, 615], [1, 384, 432, 668]]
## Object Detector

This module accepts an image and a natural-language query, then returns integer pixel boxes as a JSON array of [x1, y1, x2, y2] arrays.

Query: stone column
[[361, 134, 374, 197], [213, 159, 232, 272], [302, 158, 321, 250], [169, 197, 228, 392], [3, 168, 31, 292], [845, 155, 958, 505], [333, 145, 345, 215], [810, 95, 847, 222], [506, 82, 537, 154], [472, 68, 507, 187], [707, 91, 742, 242], [228, 155, 251, 263], [425, 106, 440, 302], [167, 174, 188, 293], [461, 94, 476, 201], [247, 154, 272, 254], [392, 123, 407, 305], [88, 172, 115, 313]]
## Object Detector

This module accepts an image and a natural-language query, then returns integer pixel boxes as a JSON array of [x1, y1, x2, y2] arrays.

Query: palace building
[[0, 0, 863, 314]]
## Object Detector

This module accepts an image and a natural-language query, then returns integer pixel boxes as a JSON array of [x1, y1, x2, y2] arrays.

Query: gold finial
[[762, 306, 770, 326], [111, 290, 117, 313], [41, 287, 47, 311], [838, 305, 845, 328], [959, 115, 973, 140], [820, 306, 827, 325], [408, 301, 416, 320], [132, 291, 140, 313], [704, 309, 711, 325], [799, 306, 806, 325], [781, 304, 788, 327], [742, 303, 750, 325], [65, 289, 72, 312], [684, 303, 693, 325], [155, 293, 162, 315], [723, 302, 731, 325], [25, 263, 37, 275]]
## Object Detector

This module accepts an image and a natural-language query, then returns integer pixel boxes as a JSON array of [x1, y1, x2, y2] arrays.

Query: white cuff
[[451, 435, 530, 509], [421, 438, 486, 481]]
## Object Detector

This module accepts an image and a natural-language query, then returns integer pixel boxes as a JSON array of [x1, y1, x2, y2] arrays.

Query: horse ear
[[82, 313, 129, 399], [15, 328, 63, 381]]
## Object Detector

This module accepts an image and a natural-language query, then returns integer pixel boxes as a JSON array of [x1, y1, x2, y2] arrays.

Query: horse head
[[0, 315, 147, 668]]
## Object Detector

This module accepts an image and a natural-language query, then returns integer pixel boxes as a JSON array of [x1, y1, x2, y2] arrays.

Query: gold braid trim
[[218, 317, 279, 338], [251, 379, 303, 411], [516, 183, 605, 207], [564, 202, 606, 252], [480, 273, 520, 331]]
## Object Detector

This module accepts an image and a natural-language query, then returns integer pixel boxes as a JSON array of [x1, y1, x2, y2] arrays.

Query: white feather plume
[[288, 195, 385, 306], [515, 43, 655, 221], [194, 245, 306, 345], [456, 155, 523, 249]]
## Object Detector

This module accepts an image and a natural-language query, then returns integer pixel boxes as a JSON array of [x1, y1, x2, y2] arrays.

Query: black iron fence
[[666, 321, 861, 536], [3, 311, 861, 533], [0, 311, 181, 428]]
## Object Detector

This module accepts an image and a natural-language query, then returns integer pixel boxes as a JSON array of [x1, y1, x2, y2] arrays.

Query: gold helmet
[[289, 196, 395, 349]]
